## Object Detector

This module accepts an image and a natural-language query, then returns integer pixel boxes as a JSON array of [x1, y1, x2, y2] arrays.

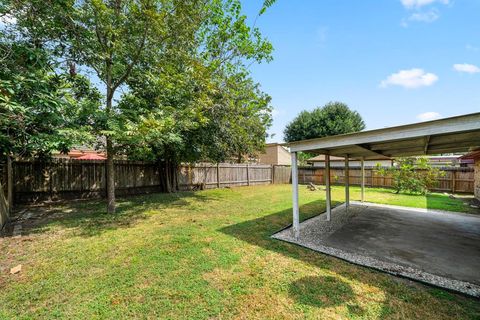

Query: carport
[[280, 112, 480, 296]]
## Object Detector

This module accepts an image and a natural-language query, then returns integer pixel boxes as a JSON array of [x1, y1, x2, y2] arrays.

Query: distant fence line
[[0, 159, 475, 205], [295, 166, 474, 194]]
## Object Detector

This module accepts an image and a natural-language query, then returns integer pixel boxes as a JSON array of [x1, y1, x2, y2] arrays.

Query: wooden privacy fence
[[0, 182, 8, 230], [11, 159, 162, 203], [6, 160, 275, 204], [1, 159, 474, 205], [296, 166, 475, 193], [178, 163, 272, 189]]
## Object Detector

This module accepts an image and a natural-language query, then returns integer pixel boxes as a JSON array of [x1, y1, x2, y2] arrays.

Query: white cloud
[[399, 0, 449, 26], [401, 9, 439, 27], [400, 0, 449, 9], [416, 112, 441, 121], [409, 9, 439, 22], [380, 68, 438, 89], [466, 44, 480, 52], [453, 63, 480, 74]]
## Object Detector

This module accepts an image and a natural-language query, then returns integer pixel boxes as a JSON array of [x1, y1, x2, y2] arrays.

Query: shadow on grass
[[9, 191, 218, 238], [219, 199, 480, 318], [289, 275, 355, 308]]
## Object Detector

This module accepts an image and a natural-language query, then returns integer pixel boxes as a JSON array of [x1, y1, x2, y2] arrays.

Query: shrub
[[376, 157, 444, 195]]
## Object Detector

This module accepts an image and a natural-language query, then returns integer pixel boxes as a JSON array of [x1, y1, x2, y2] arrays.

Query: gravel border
[[272, 202, 480, 298]]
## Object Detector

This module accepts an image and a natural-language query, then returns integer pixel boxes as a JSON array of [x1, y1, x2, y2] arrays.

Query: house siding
[[257, 144, 291, 165], [257, 146, 278, 165], [276, 146, 291, 165]]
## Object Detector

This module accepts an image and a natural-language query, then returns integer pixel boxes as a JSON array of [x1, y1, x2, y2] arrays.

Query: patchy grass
[[0, 185, 479, 319]]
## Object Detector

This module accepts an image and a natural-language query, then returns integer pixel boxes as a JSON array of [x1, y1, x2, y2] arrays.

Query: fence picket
[[4, 160, 474, 204]]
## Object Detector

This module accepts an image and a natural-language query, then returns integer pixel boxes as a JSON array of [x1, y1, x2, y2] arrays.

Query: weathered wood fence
[[3, 160, 276, 204], [0, 182, 8, 230], [0, 159, 474, 206], [178, 163, 272, 189], [295, 166, 474, 193]]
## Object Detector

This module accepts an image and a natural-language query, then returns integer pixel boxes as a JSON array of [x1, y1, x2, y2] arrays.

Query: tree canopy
[[2, 0, 275, 210], [0, 36, 100, 158], [283, 102, 365, 142]]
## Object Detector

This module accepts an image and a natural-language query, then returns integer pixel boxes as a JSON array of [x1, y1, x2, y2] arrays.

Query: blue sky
[[241, 0, 480, 142]]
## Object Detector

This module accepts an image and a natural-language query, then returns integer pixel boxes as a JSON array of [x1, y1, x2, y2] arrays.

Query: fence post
[[216, 163, 220, 188], [271, 165, 275, 184], [452, 170, 456, 194], [246, 163, 250, 186], [7, 155, 13, 215], [104, 160, 108, 197]]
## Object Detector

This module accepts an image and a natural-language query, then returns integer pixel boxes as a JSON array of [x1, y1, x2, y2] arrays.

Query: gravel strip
[[272, 203, 480, 298]]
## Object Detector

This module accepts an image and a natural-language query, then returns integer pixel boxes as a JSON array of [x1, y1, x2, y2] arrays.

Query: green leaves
[[377, 157, 444, 195], [259, 0, 276, 15], [0, 40, 100, 157], [3, 0, 274, 164], [284, 102, 366, 142]]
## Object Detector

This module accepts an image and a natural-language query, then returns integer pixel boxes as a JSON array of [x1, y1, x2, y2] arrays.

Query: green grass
[[0, 185, 479, 319]]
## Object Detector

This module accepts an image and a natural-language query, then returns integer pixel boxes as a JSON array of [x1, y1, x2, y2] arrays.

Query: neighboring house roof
[[76, 154, 107, 160], [53, 148, 107, 159]]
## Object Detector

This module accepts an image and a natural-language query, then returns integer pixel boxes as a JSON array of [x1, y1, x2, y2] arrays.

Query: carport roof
[[286, 112, 480, 159]]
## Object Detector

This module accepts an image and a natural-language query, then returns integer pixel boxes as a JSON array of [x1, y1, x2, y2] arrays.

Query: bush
[[376, 157, 444, 195]]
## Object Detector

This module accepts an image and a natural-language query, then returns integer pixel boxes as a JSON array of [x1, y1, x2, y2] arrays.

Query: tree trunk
[[158, 157, 178, 193], [106, 137, 115, 213], [105, 68, 116, 213], [164, 159, 172, 193]]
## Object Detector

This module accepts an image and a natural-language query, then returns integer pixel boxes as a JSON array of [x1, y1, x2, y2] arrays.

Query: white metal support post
[[361, 157, 365, 202], [345, 155, 349, 209], [325, 154, 331, 221], [291, 152, 300, 239]]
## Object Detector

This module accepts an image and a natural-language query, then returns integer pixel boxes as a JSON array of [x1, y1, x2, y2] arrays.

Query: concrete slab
[[273, 202, 480, 297]]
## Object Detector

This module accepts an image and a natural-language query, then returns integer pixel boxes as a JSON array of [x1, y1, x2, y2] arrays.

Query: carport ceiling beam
[[369, 138, 425, 151], [426, 146, 476, 154], [355, 144, 387, 157], [424, 135, 430, 154], [378, 140, 480, 156], [428, 131, 480, 145]]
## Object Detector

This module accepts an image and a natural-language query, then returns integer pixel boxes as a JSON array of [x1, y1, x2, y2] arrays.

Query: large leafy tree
[[7, 0, 210, 213], [0, 35, 99, 159], [284, 102, 365, 142], [5, 0, 274, 205], [116, 0, 274, 191]]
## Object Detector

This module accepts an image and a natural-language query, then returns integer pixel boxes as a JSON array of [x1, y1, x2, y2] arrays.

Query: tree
[[376, 157, 444, 195], [115, 0, 274, 190], [0, 37, 98, 159], [284, 102, 365, 142], [6, 0, 274, 203], [8, 0, 209, 213]]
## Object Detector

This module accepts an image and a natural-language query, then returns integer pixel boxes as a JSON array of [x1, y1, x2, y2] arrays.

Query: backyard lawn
[[1, 185, 479, 319]]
